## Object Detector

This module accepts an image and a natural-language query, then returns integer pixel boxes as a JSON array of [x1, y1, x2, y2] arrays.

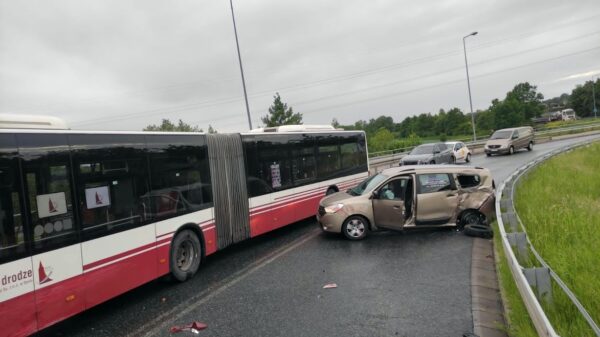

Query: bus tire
[[170, 229, 202, 282], [326, 186, 338, 195]]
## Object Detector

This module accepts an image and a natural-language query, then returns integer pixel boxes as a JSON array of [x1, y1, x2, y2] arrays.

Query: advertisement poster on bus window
[[36, 192, 67, 218], [271, 163, 281, 188], [85, 186, 111, 209]]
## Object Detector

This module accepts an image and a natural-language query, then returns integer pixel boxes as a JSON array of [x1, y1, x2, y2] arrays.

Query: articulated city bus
[[0, 117, 368, 336]]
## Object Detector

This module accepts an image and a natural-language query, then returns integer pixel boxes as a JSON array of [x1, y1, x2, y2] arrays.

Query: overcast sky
[[1, 0, 599, 132]]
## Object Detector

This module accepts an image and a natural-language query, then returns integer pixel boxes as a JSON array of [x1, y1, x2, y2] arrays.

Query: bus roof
[[0, 113, 69, 130]]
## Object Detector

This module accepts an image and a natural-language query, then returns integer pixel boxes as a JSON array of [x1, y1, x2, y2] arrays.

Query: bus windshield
[[348, 174, 388, 196]]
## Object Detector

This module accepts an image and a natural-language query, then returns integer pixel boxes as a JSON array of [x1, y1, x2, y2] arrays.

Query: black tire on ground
[[509, 146, 514, 155], [170, 229, 202, 282], [486, 153, 491, 157], [429, 160, 436, 164], [527, 142, 533, 151], [326, 187, 337, 195], [466, 153, 471, 163], [464, 224, 493, 239], [458, 210, 487, 231], [341, 215, 369, 240]]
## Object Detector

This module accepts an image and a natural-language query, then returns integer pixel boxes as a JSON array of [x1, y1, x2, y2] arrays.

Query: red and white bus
[[0, 118, 368, 336]]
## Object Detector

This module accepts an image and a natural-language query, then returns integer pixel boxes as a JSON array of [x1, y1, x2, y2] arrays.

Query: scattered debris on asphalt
[[323, 283, 338, 289], [170, 321, 207, 334]]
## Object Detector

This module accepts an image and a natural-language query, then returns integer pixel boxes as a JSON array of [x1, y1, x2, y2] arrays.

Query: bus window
[[70, 134, 149, 240], [258, 137, 293, 192], [145, 135, 212, 220], [316, 135, 342, 179], [340, 134, 368, 174], [0, 134, 27, 263], [17, 134, 78, 253], [291, 134, 316, 187]]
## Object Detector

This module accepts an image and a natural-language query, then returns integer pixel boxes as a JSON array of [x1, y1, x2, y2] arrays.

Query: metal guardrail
[[368, 121, 600, 162], [496, 139, 600, 337]]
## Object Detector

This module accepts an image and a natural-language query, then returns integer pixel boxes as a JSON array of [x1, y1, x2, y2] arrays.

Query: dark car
[[400, 143, 455, 165]]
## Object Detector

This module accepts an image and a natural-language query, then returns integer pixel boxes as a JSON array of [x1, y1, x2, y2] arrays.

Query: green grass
[[492, 221, 538, 337], [514, 142, 600, 336]]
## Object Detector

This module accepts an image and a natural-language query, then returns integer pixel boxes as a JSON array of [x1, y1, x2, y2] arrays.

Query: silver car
[[400, 143, 455, 165]]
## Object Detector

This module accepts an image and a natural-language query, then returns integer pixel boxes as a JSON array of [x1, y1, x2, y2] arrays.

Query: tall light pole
[[593, 77, 598, 119], [229, 0, 253, 130], [463, 31, 478, 141]]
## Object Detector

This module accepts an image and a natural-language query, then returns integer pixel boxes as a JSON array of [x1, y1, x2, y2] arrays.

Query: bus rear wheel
[[170, 229, 201, 282]]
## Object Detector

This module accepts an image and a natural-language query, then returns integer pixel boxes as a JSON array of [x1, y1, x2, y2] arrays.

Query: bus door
[[0, 134, 37, 336], [17, 133, 85, 330]]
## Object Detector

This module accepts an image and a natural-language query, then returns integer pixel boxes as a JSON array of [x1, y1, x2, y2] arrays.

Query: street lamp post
[[463, 31, 478, 141], [593, 77, 597, 119], [229, 0, 253, 130]]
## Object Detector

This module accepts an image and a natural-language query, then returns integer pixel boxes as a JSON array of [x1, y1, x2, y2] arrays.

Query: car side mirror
[[371, 190, 378, 199]]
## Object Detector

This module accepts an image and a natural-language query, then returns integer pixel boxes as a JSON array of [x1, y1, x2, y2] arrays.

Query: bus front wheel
[[170, 229, 201, 282]]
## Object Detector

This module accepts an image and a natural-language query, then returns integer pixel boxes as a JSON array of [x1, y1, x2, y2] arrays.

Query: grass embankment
[[514, 142, 600, 336], [492, 221, 538, 337], [540, 118, 600, 130]]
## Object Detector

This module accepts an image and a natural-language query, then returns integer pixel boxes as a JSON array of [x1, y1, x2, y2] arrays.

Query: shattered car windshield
[[348, 174, 388, 196]]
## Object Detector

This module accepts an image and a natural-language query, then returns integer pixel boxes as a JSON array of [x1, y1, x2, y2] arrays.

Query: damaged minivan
[[317, 165, 495, 240]]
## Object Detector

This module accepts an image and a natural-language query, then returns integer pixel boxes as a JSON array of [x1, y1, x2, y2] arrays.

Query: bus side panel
[[32, 244, 85, 330], [248, 194, 272, 237], [202, 225, 217, 256], [0, 258, 37, 337], [0, 292, 37, 337], [34, 275, 86, 330], [82, 226, 156, 309]]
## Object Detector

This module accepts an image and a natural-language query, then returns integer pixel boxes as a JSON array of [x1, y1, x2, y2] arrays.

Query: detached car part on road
[[400, 143, 455, 165], [317, 165, 495, 240]]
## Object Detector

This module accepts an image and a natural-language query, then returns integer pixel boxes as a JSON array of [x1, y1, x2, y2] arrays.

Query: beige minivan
[[317, 165, 495, 240], [484, 127, 534, 156]]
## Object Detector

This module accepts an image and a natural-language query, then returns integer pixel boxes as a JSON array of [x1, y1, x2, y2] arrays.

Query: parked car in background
[[445, 141, 471, 163], [317, 165, 495, 240], [400, 143, 454, 165], [484, 127, 534, 156]]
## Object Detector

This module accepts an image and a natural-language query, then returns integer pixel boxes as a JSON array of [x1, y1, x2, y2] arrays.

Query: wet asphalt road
[[35, 135, 600, 337]]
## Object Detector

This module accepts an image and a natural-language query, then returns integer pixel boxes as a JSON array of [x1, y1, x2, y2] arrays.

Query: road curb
[[471, 237, 508, 337]]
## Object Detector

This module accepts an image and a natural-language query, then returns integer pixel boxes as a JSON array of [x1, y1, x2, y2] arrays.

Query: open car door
[[372, 176, 412, 230]]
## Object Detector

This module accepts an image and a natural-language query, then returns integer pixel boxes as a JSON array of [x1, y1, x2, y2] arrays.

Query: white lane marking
[[130, 227, 320, 337]]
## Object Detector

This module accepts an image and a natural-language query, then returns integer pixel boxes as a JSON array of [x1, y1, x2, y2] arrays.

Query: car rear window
[[417, 174, 453, 193]]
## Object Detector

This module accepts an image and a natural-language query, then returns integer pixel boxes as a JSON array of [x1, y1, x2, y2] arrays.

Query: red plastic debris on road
[[169, 321, 208, 334]]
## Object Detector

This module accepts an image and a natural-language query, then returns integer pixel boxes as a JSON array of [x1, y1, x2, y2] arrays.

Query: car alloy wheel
[[342, 216, 368, 240]]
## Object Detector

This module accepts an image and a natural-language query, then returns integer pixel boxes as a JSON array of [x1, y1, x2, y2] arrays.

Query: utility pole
[[463, 31, 478, 141], [229, 0, 253, 130]]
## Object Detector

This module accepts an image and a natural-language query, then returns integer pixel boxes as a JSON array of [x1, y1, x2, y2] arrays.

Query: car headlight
[[324, 203, 344, 213]]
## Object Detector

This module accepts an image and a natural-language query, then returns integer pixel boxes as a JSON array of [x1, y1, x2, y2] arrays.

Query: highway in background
[[35, 134, 600, 337]]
